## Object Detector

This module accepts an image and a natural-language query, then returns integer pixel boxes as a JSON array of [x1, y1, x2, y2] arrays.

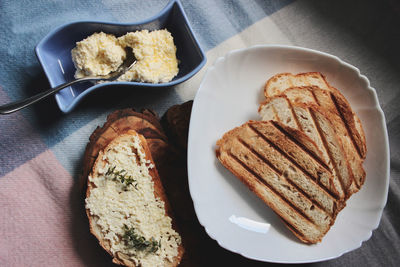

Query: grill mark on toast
[[236, 138, 282, 176], [270, 120, 330, 172], [227, 150, 316, 225], [329, 92, 363, 161], [237, 137, 331, 216], [279, 215, 309, 242], [308, 108, 346, 195], [248, 124, 337, 200], [310, 88, 320, 106], [286, 99, 303, 131]]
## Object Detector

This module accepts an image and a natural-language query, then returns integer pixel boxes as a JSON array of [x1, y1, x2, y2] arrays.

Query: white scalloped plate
[[187, 45, 390, 263]]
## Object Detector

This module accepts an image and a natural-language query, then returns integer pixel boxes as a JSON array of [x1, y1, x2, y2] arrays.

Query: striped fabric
[[1, 0, 399, 266]]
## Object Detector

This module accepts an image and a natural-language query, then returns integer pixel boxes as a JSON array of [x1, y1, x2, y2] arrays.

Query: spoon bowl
[[35, 0, 206, 113]]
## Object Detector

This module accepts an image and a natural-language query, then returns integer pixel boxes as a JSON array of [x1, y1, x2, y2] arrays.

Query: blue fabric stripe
[[0, 88, 49, 176]]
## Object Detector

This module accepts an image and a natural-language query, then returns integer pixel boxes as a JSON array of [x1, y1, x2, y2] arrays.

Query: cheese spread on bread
[[85, 134, 181, 266], [71, 32, 126, 78]]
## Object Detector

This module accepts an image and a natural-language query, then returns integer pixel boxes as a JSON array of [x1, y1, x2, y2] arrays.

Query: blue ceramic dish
[[35, 0, 206, 113]]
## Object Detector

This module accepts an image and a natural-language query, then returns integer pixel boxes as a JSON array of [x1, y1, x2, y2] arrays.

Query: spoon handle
[[0, 77, 99, 115]]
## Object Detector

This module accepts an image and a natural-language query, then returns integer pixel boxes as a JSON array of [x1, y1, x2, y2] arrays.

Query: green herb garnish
[[122, 225, 161, 253], [106, 166, 138, 189]]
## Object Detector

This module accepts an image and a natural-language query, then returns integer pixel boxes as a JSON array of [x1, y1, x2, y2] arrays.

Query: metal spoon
[[0, 50, 136, 115]]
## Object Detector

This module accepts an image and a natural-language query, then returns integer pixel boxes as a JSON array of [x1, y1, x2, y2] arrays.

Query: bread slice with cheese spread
[[85, 130, 184, 267], [216, 120, 344, 244]]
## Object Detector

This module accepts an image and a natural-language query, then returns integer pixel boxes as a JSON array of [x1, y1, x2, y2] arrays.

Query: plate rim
[[187, 44, 390, 263]]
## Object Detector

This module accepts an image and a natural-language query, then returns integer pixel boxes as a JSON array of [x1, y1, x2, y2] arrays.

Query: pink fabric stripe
[[0, 87, 48, 177], [0, 150, 111, 267]]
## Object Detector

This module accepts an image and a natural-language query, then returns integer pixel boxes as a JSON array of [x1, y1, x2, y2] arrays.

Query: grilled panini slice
[[216, 121, 344, 244], [259, 96, 356, 199], [264, 72, 366, 160]]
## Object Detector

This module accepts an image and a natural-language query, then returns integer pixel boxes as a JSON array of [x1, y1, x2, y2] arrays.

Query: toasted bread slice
[[81, 108, 168, 191], [264, 72, 366, 159], [216, 121, 344, 244], [280, 87, 366, 191], [259, 96, 357, 199], [85, 130, 184, 267], [161, 100, 193, 150]]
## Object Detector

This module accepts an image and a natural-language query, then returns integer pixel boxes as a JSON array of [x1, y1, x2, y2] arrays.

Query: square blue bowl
[[35, 0, 206, 113]]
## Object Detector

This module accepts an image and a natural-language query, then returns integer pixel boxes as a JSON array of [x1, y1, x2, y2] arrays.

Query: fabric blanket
[[0, 0, 399, 266]]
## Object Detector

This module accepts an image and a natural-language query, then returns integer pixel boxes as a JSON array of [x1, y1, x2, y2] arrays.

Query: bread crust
[[83, 110, 184, 267]]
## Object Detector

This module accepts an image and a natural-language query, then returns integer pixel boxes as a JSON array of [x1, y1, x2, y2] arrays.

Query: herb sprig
[[122, 225, 161, 253], [106, 166, 138, 189]]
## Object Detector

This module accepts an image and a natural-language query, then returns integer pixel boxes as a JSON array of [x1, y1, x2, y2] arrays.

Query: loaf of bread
[[85, 130, 184, 267], [216, 120, 344, 244]]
